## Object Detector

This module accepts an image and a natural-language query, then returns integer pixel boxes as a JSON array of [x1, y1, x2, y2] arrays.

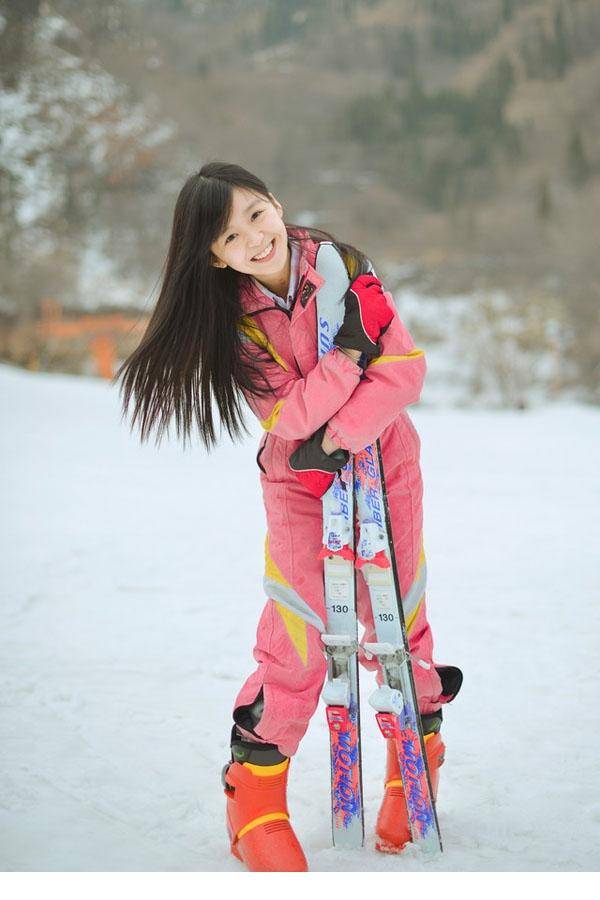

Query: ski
[[354, 442, 443, 855], [314, 242, 441, 855], [315, 243, 364, 849]]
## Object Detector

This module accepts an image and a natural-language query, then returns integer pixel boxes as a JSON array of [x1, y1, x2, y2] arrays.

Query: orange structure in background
[[35, 299, 148, 379]]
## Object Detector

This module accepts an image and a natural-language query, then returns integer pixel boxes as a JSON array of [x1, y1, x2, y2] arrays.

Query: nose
[[249, 230, 265, 253]]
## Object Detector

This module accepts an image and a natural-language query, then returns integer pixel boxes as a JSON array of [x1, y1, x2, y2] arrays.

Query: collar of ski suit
[[239, 227, 325, 317]]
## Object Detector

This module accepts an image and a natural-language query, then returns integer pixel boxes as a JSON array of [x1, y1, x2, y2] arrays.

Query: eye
[[223, 210, 263, 245]]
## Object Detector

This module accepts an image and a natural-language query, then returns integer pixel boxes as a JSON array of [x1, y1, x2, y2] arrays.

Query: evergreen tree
[[552, 5, 570, 77], [566, 127, 591, 187], [536, 177, 553, 221], [501, 0, 516, 23]]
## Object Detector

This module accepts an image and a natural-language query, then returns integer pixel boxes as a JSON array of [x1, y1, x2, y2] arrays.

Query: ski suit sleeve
[[239, 318, 362, 441], [324, 270, 426, 454]]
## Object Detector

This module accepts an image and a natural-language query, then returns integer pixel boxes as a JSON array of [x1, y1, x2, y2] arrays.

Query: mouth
[[251, 238, 276, 263]]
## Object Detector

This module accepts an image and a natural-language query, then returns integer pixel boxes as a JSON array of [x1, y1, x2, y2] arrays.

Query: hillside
[[92, 0, 600, 292], [1, 0, 598, 401]]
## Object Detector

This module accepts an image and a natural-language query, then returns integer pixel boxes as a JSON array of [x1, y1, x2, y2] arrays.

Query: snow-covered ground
[[1, 362, 599, 872]]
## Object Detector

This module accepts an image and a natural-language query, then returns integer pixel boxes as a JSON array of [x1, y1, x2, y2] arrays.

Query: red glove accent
[[295, 469, 337, 499], [352, 275, 394, 343], [334, 275, 394, 358]]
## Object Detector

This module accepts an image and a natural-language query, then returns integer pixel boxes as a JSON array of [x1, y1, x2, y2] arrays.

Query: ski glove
[[333, 274, 395, 360], [288, 424, 349, 499]]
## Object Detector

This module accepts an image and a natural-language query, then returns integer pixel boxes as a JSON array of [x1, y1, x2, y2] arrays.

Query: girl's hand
[[289, 425, 349, 499], [320, 430, 340, 455], [337, 347, 362, 365], [334, 275, 394, 360]]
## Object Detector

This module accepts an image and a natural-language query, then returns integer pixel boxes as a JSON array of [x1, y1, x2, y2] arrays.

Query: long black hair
[[116, 161, 369, 450]]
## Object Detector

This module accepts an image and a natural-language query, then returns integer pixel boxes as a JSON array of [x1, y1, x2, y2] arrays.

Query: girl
[[118, 161, 462, 872]]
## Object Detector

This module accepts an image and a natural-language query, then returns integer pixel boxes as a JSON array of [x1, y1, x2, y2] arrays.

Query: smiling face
[[210, 187, 290, 288]]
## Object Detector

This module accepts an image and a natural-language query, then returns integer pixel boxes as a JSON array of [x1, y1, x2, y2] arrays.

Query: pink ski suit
[[233, 227, 453, 758]]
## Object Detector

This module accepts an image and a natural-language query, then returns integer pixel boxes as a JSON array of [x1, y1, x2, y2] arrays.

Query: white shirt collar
[[251, 239, 301, 311]]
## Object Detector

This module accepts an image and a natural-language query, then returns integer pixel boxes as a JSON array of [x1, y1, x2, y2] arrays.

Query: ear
[[268, 192, 284, 216]]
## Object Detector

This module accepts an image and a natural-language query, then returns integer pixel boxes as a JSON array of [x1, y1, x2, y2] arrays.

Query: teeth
[[252, 240, 273, 261]]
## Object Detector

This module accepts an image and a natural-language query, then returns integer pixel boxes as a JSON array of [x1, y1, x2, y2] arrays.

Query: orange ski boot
[[222, 728, 308, 872], [375, 712, 445, 854]]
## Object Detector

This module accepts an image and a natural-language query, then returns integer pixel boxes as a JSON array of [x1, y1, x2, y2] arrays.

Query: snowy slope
[[1, 362, 599, 872]]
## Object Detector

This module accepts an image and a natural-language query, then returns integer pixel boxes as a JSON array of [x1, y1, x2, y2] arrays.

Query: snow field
[[1, 363, 599, 871]]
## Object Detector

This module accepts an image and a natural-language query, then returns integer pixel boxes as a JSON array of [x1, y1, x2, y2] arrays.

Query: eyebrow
[[221, 198, 263, 241]]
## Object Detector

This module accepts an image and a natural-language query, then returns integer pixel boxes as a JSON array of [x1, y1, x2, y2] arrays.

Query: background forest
[[1, 0, 599, 407]]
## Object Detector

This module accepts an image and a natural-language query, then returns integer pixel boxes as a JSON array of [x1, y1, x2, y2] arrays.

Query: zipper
[[250, 272, 318, 375]]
